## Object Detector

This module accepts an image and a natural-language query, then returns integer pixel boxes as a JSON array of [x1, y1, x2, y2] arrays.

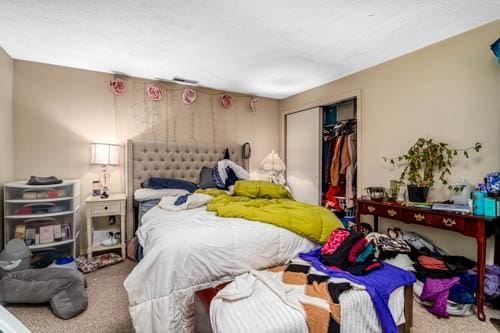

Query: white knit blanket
[[210, 269, 405, 333]]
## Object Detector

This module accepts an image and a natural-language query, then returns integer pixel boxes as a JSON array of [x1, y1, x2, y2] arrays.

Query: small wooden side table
[[85, 193, 126, 259]]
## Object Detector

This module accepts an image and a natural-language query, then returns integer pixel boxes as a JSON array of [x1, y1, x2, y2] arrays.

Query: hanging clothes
[[322, 117, 357, 210], [339, 136, 351, 175], [345, 133, 357, 209], [330, 136, 344, 186], [322, 138, 334, 184]]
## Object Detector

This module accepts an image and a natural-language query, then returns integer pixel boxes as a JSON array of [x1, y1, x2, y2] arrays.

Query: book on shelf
[[14, 225, 26, 240], [53, 224, 62, 241], [61, 224, 71, 241], [39, 225, 54, 244], [35, 233, 40, 245], [25, 226, 36, 245]]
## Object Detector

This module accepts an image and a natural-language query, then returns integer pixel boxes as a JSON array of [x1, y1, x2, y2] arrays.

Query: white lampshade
[[90, 143, 120, 165], [260, 150, 286, 172]]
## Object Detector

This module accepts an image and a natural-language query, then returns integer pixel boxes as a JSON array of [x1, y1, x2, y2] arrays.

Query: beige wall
[[0, 48, 13, 183], [0, 47, 14, 249], [12, 61, 281, 253], [281, 20, 500, 261]]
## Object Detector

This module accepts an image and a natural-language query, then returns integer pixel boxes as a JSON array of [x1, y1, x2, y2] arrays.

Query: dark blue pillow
[[225, 167, 239, 188], [141, 177, 198, 193]]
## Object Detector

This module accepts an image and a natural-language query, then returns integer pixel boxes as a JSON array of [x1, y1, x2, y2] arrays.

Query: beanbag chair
[[0, 267, 87, 319]]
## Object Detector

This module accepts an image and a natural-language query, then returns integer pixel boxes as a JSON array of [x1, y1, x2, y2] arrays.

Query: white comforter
[[124, 205, 316, 332]]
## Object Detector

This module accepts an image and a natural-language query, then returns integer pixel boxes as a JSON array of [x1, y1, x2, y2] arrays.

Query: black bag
[[27, 176, 63, 186]]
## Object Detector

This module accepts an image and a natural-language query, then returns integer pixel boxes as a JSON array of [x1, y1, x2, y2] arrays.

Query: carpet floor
[[7, 260, 500, 333]]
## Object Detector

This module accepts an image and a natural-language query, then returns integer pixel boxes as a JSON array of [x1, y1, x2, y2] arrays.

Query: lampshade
[[90, 143, 120, 165], [260, 150, 286, 172]]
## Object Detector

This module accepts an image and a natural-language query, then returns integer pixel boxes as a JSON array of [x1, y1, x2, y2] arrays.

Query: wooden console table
[[356, 198, 499, 321]]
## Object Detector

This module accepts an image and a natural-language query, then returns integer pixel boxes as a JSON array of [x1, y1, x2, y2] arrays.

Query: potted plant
[[383, 138, 482, 202]]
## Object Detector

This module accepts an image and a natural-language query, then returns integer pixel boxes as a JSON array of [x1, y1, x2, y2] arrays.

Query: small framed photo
[[92, 180, 101, 197]]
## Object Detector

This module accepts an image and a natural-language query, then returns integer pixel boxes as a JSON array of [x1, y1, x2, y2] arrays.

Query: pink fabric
[[321, 229, 351, 255], [347, 237, 368, 263]]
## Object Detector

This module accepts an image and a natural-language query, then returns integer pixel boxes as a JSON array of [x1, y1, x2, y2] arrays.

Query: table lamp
[[90, 143, 120, 198], [260, 150, 286, 184]]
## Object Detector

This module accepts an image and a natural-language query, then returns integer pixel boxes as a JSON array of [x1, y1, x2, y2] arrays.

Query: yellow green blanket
[[206, 185, 342, 244]]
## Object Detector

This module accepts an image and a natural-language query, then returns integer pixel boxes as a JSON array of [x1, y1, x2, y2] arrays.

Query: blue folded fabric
[[141, 177, 197, 193], [213, 167, 226, 189], [449, 272, 477, 304], [174, 194, 191, 206], [224, 167, 239, 188], [300, 247, 416, 333]]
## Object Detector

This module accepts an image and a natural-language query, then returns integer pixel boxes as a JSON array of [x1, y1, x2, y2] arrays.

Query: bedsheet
[[124, 205, 316, 332]]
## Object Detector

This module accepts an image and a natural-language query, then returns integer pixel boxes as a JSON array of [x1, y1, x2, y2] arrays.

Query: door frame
[[280, 89, 363, 199]]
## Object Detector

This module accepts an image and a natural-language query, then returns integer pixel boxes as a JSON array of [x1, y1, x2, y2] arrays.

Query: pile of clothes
[[300, 238, 416, 333], [315, 226, 489, 319], [374, 228, 479, 318], [318, 228, 412, 275]]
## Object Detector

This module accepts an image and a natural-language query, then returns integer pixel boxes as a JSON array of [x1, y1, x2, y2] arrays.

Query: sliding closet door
[[285, 107, 321, 205]]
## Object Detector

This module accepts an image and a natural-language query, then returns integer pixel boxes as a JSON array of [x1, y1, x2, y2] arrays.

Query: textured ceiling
[[0, 1, 498, 99]]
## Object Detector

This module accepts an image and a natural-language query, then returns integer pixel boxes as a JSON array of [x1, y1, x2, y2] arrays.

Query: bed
[[123, 140, 413, 333], [124, 141, 315, 332]]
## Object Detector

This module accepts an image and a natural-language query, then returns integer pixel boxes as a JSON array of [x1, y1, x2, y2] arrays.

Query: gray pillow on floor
[[0, 268, 88, 319]]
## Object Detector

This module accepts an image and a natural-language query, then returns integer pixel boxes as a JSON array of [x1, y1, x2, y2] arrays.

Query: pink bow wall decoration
[[182, 88, 197, 105], [220, 94, 233, 109], [147, 84, 163, 101], [108, 78, 126, 95], [249, 98, 259, 112]]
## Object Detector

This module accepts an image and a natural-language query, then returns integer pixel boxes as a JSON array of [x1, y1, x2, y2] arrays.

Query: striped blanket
[[210, 262, 405, 333]]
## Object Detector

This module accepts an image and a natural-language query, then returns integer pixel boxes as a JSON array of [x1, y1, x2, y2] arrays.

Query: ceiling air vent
[[172, 76, 198, 86]]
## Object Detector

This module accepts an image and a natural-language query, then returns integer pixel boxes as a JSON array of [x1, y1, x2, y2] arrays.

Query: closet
[[285, 99, 358, 217]]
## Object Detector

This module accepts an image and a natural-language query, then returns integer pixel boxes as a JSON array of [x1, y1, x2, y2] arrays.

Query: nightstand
[[85, 193, 126, 259]]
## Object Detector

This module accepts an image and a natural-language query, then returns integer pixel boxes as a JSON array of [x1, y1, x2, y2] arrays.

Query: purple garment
[[421, 277, 460, 318], [300, 247, 415, 333], [485, 265, 500, 297]]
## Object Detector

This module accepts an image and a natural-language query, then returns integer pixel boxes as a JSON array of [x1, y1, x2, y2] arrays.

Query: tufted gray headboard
[[125, 140, 247, 240]]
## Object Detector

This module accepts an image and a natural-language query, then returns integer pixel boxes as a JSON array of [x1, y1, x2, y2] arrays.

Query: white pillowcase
[[216, 159, 250, 184], [134, 188, 190, 202], [158, 193, 213, 211]]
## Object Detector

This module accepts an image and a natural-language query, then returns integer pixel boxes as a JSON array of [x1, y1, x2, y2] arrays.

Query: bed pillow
[[214, 160, 250, 189], [233, 180, 293, 200], [141, 177, 198, 193], [199, 167, 217, 189], [134, 188, 190, 201], [158, 193, 213, 211]]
